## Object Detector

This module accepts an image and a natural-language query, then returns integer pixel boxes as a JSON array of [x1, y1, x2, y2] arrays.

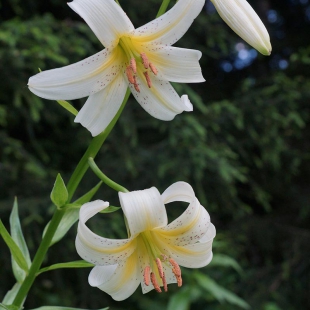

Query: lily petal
[[119, 187, 168, 236], [159, 182, 211, 245], [129, 72, 190, 121], [75, 72, 127, 136], [68, 0, 134, 48], [169, 223, 216, 268], [28, 48, 122, 100], [148, 46, 205, 83], [133, 0, 205, 46], [90, 253, 140, 301], [76, 200, 135, 265]]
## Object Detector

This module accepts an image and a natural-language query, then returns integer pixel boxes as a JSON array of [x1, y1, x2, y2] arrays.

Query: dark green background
[[0, 0, 309, 309]]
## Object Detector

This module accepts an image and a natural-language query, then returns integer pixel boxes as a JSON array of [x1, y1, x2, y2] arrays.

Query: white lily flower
[[76, 182, 216, 300], [28, 0, 205, 136], [211, 0, 272, 55]]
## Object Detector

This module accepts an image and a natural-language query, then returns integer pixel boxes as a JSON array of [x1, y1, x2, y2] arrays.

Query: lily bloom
[[28, 0, 205, 136], [211, 0, 272, 55], [76, 182, 216, 300]]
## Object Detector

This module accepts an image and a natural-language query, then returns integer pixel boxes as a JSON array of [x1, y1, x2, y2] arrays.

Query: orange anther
[[149, 63, 158, 75], [156, 258, 164, 279], [151, 272, 162, 293], [133, 76, 140, 92], [143, 266, 151, 286], [143, 71, 152, 88], [140, 52, 149, 69], [162, 272, 168, 292], [130, 58, 137, 73], [125, 66, 135, 84]]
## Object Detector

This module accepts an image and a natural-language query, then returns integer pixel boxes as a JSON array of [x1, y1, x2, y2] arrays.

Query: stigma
[[143, 256, 182, 293]]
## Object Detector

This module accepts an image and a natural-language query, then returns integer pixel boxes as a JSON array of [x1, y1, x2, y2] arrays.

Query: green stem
[[12, 88, 130, 309], [88, 157, 129, 193], [156, 0, 171, 17], [12, 208, 65, 308], [66, 88, 130, 201]]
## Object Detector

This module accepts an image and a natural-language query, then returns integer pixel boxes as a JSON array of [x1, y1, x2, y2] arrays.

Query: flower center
[[118, 36, 158, 92], [139, 231, 182, 293]]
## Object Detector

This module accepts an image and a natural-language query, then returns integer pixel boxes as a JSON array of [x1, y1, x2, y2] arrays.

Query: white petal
[[119, 187, 168, 236], [147, 46, 204, 83], [129, 72, 190, 121], [76, 200, 135, 265], [181, 95, 193, 112], [90, 254, 140, 301], [28, 48, 122, 100], [211, 0, 271, 55], [75, 72, 127, 136], [170, 223, 216, 268], [68, 0, 134, 48], [159, 182, 211, 245], [133, 0, 205, 46]]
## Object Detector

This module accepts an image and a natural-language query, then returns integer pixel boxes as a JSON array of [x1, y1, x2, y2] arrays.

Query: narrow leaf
[[37, 260, 94, 275], [9, 198, 31, 283], [44, 182, 103, 245], [50, 173, 68, 208], [73, 181, 102, 205], [209, 254, 243, 274], [167, 288, 191, 310], [0, 220, 28, 273], [195, 273, 250, 309], [57, 100, 78, 116], [100, 206, 120, 213], [2, 283, 21, 304]]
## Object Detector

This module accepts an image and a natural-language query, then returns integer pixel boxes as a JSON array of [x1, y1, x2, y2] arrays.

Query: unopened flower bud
[[211, 0, 272, 56]]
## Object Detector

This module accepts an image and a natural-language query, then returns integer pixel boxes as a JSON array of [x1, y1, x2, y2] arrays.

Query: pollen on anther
[[149, 63, 158, 75], [140, 52, 149, 69], [130, 58, 137, 73], [126, 66, 135, 84], [143, 71, 152, 88], [143, 266, 151, 286], [155, 258, 164, 279], [162, 272, 168, 292], [151, 272, 162, 293]]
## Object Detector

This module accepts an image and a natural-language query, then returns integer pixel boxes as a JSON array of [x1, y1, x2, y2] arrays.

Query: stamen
[[151, 272, 162, 293], [143, 266, 151, 286], [133, 76, 140, 92], [169, 258, 183, 287], [140, 52, 149, 69], [126, 66, 135, 84], [143, 71, 152, 88], [162, 272, 168, 292], [130, 58, 137, 73], [155, 258, 164, 279], [149, 63, 158, 75]]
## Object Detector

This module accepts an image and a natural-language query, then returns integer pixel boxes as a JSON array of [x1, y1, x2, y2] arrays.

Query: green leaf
[[57, 100, 78, 116], [37, 260, 94, 275], [2, 283, 21, 305], [167, 287, 191, 310], [44, 182, 103, 245], [30, 307, 108, 310], [209, 254, 243, 274], [9, 198, 31, 283], [73, 181, 102, 205], [0, 220, 29, 273], [100, 206, 120, 213], [0, 304, 19, 310], [195, 273, 250, 309], [50, 173, 68, 208]]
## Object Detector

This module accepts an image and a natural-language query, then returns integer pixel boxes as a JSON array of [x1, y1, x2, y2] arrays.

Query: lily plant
[[76, 182, 216, 300], [28, 0, 206, 136]]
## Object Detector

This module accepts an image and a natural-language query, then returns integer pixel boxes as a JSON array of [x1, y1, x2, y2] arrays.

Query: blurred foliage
[[1, 0, 310, 309]]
